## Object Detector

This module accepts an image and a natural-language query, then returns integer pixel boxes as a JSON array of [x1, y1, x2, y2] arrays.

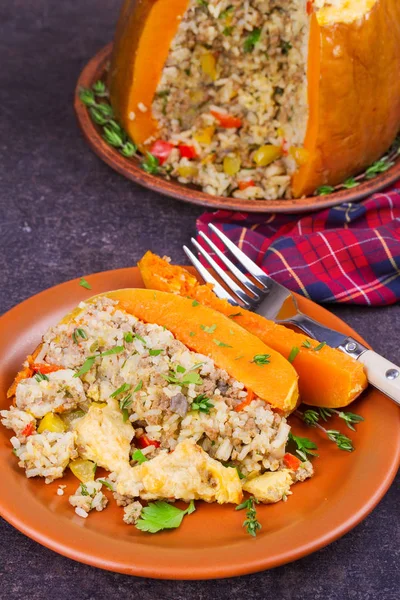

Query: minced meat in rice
[[151, 0, 309, 199], [1, 296, 313, 525]]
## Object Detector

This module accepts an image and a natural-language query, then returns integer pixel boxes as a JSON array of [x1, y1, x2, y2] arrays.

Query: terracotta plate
[[75, 44, 400, 214], [0, 267, 399, 579]]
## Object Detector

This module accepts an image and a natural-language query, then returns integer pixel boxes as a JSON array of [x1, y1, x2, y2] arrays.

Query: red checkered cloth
[[197, 182, 400, 306]]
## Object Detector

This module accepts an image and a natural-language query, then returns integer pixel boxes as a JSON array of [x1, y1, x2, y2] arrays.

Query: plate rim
[[74, 44, 400, 215], [0, 266, 399, 579]]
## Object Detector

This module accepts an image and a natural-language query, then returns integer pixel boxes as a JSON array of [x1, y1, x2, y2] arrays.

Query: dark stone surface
[[0, 1, 398, 598]]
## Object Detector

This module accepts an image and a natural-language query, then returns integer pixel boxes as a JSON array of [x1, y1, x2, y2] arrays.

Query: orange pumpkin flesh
[[109, 0, 189, 149], [109, 0, 400, 195], [137, 251, 368, 409], [103, 289, 299, 412]]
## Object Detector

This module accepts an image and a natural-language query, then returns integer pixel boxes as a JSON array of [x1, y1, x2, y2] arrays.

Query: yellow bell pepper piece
[[178, 165, 199, 178], [200, 53, 217, 81], [37, 412, 66, 434], [69, 458, 96, 482], [223, 155, 241, 176], [253, 145, 283, 167], [194, 126, 215, 145], [289, 146, 310, 166]]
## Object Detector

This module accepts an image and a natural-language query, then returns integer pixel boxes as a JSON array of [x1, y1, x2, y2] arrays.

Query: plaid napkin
[[197, 182, 400, 305]]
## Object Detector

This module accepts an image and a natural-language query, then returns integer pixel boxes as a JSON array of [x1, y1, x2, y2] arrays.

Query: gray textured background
[[1, 1, 399, 598]]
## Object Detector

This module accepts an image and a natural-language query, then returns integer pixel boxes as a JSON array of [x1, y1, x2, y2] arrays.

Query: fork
[[183, 223, 400, 405]]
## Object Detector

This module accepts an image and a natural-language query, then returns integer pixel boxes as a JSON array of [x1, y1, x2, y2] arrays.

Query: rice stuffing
[[1, 296, 313, 529]]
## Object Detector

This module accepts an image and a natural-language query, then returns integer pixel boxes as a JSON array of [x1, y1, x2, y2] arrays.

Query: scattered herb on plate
[[235, 497, 261, 537], [136, 500, 196, 533]]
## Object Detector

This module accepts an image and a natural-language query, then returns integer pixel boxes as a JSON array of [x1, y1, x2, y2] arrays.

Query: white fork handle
[[357, 350, 400, 406]]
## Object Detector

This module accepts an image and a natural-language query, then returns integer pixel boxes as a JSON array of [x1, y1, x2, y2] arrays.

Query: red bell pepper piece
[[137, 435, 161, 449], [150, 140, 174, 165], [237, 180, 255, 191], [21, 423, 35, 437], [283, 452, 301, 471], [306, 1, 314, 15], [31, 363, 64, 374], [210, 110, 242, 129], [178, 144, 198, 159], [234, 389, 255, 412]]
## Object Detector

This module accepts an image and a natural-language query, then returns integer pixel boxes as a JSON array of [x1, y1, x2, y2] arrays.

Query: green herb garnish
[[252, 354, 271, 366], [200, 324, 217, 334], [72, 328, 88, 344], [219, 5, 234, 19], [192, 300, 200, 307], [80, 483, 90, 496], [110, 383, 132, 398], [316, 185, 335, 196], [229, 312, 243, 318], [136, 500, 195, 533], [98, 479, 114, 491], [74, 346, 124, 378], [301, 339, 312, 348], [141, 152, 160, 175], [244, 28, 261, 53], [191, 394, 214, 414], [280, 40, 292, 55], [288, 432, 319, 461], [120, 393, 133, 422], [149, 349, 163, 356], [189, 331, 196, 337], [124, 331, 134, 343], [134, 334, 147, 345], [288, 346, 300, 364], [35, 371, 49, 383], [213, 339, 233, 348], [132, 449, 148, 464], [342, 177, 360, 189], [133, 380, 143, 393], [235, 497, 261, 537], [326, 430, 354, 451], [313, 341, 326, 352], [101, 346, 125, 357], [79, 277, 92, 290]]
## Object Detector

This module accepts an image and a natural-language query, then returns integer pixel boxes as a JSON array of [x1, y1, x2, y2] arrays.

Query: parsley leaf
[[136, 500, 195, 533], [149, 349, 163, 356], [124, 331, 134, 343], [79, 277, 92, 290], [192, 300, 200, 307], [191, 394, 214, 414], [252, 354, 271, 366], [244, 28, 261, 53], [213, 339, 233, 348], [200, 324, 217, 334], [132, 449, 148, 464]]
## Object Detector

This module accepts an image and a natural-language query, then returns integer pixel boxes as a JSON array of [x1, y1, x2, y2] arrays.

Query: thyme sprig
[[79, 81, 163, 173], [235, 497, 261, 537], [296, 408, 359, 452], [315, 135, 400, 196]]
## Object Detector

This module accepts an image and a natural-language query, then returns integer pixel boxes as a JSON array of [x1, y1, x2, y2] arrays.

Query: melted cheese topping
[[316, 0, 378, 25]]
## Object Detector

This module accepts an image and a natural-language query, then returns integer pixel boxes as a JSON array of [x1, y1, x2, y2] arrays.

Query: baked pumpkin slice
[[108, 0, 400, 199], [137, 251, 368, 408]]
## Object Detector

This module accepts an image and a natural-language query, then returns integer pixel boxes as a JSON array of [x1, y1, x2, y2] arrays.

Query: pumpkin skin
[[137, 251, 368, 409], [293, 1, 400, 196], [109, 0, 400, 196]]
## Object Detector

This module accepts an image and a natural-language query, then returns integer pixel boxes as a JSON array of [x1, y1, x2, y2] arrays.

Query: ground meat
[[170, 393, 188, 417], [217, 380, 229, 395]]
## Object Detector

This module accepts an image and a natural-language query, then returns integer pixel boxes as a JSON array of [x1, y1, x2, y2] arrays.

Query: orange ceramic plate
[[74, 45, 400, 214], [0, 267, 399, 579]]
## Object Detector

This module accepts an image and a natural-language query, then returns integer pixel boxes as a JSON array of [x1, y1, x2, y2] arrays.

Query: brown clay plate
[[0, 267, 399, 579], [75, 44, 400, 214]]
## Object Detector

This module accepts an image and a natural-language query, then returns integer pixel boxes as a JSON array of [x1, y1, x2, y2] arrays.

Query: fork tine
[[190, 238, 254, 307], [183, 246, 237, 304], [198, 231, 261, 298], [208, 223, 270, 286]]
